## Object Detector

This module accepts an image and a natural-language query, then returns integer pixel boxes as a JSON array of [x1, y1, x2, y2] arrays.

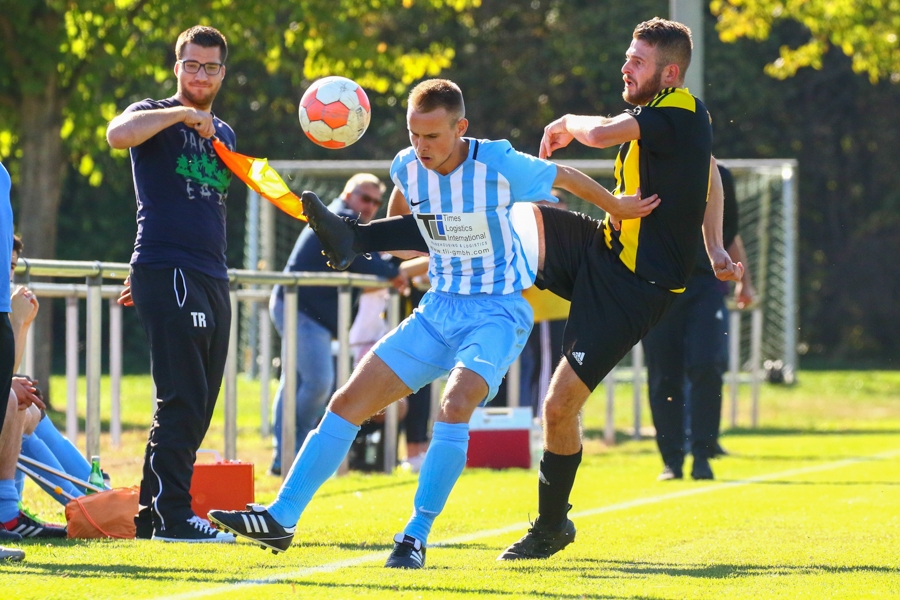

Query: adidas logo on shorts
[[572, 351, 585, 365]]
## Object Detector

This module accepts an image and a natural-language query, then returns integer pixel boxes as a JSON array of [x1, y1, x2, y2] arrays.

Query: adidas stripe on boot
[[207, 504, 296, 554]]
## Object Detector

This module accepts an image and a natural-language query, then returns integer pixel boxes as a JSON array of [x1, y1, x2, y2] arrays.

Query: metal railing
[[13, 259, 396, 472], [14, 259, 763, 470]]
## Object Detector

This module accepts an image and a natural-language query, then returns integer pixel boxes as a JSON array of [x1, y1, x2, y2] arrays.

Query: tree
[[711, 0, 900, 83], [0, 0, 478, 398], [706, 1, 900, 364]]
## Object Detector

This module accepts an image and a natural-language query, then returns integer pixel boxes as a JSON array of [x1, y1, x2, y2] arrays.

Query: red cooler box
[[467, 407, 533, 469], [190, 450, 255, 519]]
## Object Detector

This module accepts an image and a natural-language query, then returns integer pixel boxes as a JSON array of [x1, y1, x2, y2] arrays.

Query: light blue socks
[[0, 479, 19, 523], [266, 411, 360, 527], [403, 421, 469, 545], [20, 432, 83, 505], [34, 415, 91, 483]]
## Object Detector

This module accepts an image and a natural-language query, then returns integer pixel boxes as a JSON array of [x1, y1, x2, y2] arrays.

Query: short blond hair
[[633, 18, 692, 77], [341, 173, 386, 197], [408, 79, 465, 122]]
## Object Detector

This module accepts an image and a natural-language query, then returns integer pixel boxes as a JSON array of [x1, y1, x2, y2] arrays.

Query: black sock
[[537, 448, 582, 530], [353, 214, 428, 253]]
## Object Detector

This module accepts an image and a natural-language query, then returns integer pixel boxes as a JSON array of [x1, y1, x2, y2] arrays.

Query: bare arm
[[400, 256, 430, 279], [106, 106, 215, 149], [727, 234, 756, 308], [540, 113, 640, 158], [553, 164, 659, 227], [9, 286, 38, 372], [704, 157, 744, 282]]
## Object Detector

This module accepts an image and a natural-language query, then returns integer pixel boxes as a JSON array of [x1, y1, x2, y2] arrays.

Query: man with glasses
[[106, 25, 235, 542], [266, 173, 407, 476]]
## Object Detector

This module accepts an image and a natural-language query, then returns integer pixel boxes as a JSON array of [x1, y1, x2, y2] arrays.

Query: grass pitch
[[4, 371, 900, 599]]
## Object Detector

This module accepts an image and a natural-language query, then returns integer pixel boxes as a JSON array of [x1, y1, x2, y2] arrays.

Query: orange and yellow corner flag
[[212, 138, 307, 222]]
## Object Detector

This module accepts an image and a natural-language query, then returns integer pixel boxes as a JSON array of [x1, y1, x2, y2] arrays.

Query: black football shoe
[[384, 533, 426, 569], [208, 504, 295, 554], [300, 190, 361, 271], [1, 511, 67, 539], [691, 455, 714, 480], [497, 518, 576, 561]]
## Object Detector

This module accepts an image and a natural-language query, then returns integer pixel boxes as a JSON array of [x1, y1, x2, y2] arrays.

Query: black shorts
[[0, 313, 14, 433], [536, 206, 675, 391]]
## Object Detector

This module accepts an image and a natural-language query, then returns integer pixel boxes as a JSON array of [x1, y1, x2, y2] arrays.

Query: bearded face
[[622, 64, 664, 106], [621, 39, 666, 107]]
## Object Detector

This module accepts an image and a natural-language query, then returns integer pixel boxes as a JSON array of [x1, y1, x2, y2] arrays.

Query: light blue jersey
[[0, 162, 13, 313], [390, 138, 557, 295]]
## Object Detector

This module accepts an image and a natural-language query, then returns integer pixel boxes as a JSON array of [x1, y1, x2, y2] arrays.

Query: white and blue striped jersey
[[390, 138, 557, 295]]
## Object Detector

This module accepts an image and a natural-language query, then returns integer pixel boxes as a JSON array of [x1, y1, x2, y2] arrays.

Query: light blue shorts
[[373, 289, 533, 402]]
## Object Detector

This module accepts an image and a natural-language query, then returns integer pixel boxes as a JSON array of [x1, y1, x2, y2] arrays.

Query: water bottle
[[87, 455, 104, 493]]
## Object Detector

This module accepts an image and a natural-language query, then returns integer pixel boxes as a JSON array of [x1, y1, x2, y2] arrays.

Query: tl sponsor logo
[[416, 214, 447, 241]]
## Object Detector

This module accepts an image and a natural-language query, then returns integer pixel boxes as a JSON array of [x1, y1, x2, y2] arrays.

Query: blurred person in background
[[644, 164, 755, 481], [266, 173, 407, 476]]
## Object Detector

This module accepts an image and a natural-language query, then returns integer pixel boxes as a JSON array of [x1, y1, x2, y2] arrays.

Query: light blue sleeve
[[389, 147, 414, 199], [489, 140, 558, 203]]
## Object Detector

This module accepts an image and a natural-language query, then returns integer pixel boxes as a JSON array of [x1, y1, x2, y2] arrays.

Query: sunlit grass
[[6, 371, 900, 599]]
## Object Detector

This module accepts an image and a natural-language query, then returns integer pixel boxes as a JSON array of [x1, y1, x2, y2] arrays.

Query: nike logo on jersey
[[410, 197, 429, 207], [473, 356, 494, 366], [572, 351, 585, 365]]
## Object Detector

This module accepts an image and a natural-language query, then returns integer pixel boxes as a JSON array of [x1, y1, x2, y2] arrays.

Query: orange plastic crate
[[190, 451, 254, 519]]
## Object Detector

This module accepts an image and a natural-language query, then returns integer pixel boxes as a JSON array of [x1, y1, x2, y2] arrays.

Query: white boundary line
[[156, 448, 900, 600]]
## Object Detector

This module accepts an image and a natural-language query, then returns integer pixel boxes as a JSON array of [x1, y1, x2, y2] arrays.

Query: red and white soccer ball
[[298, 76, 371, 149]]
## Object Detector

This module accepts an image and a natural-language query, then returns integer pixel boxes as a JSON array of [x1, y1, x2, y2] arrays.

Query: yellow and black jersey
[[604, 87, 712, 291]]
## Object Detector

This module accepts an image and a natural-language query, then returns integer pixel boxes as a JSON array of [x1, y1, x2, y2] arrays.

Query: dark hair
[[408, 79, 465, 121], [176, 25, 228, 63], [633, 17, 692, 79], [12, 234, 22, 254]]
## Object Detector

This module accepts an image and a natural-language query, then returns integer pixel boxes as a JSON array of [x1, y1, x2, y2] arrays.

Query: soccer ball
[[298, 76, 371, 149]]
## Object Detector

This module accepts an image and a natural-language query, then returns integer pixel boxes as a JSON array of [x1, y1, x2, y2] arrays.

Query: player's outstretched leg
[[208, 410, 360, 554], [300, 191, 360, 271]]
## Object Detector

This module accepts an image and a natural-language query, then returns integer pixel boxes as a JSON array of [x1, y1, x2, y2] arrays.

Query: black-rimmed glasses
[[179, 60, 224, 75]]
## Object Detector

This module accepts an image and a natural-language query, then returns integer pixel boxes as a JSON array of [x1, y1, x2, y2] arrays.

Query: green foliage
[[0, 0, 481, 179], [711, 0, 900, 83]]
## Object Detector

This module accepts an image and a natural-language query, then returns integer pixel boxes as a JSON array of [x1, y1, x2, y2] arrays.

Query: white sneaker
[[152, 516, 236, 543]]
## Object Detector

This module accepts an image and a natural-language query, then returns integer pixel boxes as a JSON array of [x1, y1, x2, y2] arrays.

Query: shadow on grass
[[579, 558, 899, 579], [13, 559, 239, 582], [724, 427, 900, 437], [724, 479, 900, 486], [285, 578, 663, 599], [293, 540, 394, 552]]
